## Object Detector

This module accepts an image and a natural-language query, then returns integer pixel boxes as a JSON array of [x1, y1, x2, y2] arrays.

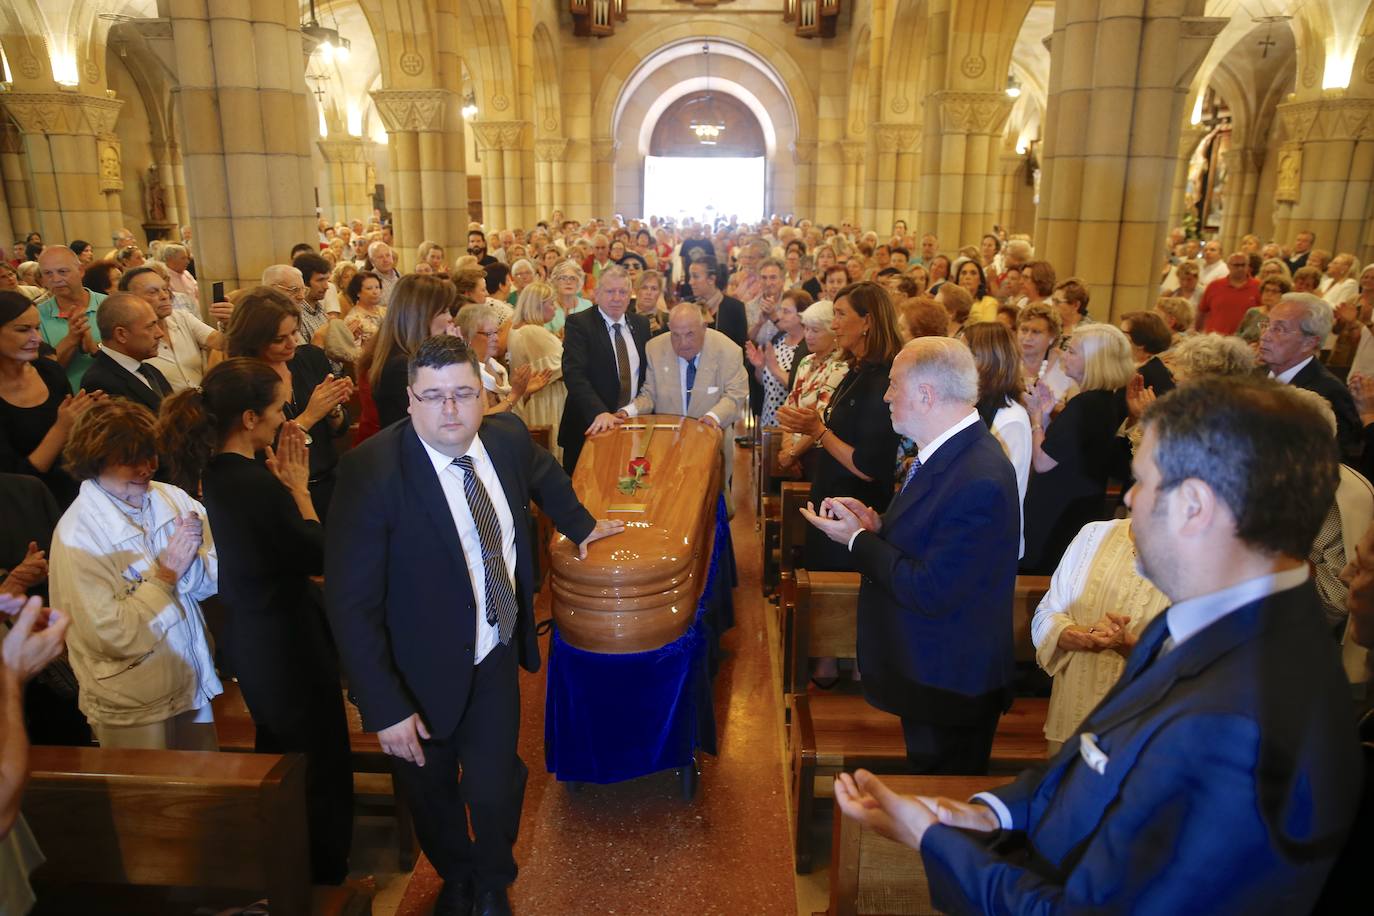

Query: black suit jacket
[[79, 349, 169, 413], [325, 413, 596, 736], [710, 296, 748, 353], [1285, 251, 1310, 275], [559, 307, 650, 471], [850, 421, 1020, 723], [0, 472, 59, 600], [1291, 358, 1362, 460]]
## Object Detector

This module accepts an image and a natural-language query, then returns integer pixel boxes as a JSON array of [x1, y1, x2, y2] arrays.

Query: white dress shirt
[[1270, 355, 1314, 385], [98, 343, 154, 389], [598, 307, 641, 401], [419, 433, 516, 665]]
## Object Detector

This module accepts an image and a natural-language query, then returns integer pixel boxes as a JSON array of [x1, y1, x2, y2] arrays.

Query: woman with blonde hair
[[416, 240, 446, 275], [633, 268, 669, 334], [454, 302, 549, 415], [1016, 302, 1075, 411], [548, 259, 593, 336], [1022, 323, 1134, 574], [355, 274, 458, 439], [507, 281, 566, 459]]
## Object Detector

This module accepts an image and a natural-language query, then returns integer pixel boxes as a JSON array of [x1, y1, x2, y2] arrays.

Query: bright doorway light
[[643, 156, 765, 224]]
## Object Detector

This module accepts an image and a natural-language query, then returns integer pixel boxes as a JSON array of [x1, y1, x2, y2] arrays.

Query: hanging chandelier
[[689, 42, 726, 145]]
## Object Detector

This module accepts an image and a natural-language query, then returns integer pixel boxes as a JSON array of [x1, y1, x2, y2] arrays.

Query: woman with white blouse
[[963, 321, 1031, 558]]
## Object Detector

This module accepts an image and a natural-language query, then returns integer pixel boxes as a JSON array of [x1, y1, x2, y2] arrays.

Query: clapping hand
[[1029, 380, 1057, 426], [776, 405, 824, 438], [799, 497, 876, 545], [55, 389, 107, 432], [1351, 373, 1374, 427], [577, 518, 626, 559], [525, 367, 554, 398], [156, 513, 204, 583], [0, 595, 69, 684], [265, 421, 312, 495], [833, 770, 940, 851], [1125, 374, 1156, 422], [1, 542, 48, 597], [305, 373, 353, 426], [745, 340, 765, 368]]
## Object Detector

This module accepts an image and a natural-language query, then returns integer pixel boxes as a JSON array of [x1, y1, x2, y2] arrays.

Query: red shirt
[[1197, 277, 1260, 335]]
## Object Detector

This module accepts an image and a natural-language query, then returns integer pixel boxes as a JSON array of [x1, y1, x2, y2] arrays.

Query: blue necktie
[[900, 456, 922, 492], [684, 356, 698, 414], [1120, 612, 1172, 682], [453, 455, 518, 645]]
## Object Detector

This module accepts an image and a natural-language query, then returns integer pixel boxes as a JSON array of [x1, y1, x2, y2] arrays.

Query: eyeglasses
[[472, 329, 499, 339], [410, 387, 481, 408], [1256, 320, 1311, 337], [273, 283, 307, 297]]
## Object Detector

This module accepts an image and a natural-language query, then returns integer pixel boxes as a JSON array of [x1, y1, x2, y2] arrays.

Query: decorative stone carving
[[398, 50, 425, 76], [98, 138, 123, 192], [1278, 98, 1374, 143], [960, 55, 986, 79], [472, 120, 528, 151], [1275, 144, 1301, 203], [370, 89, 451, 132], [1365, 58, 1374, 85], [0, 92, 123, 136], [930, 91, 1013, 135], [19, 54, 42, 80], [143, 166, 168, 222], [790, 140, 818, 165], [591, 137, 619, 162], [534, 138, 570, 162], [317, 138, 376, 163], [875, 124, 919, 154], [491, 94, 509, 111], [839, 140, 865, 164]]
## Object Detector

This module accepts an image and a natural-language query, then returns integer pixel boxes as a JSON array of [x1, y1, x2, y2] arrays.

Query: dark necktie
[[613, 322, 632, 408], [452, 455, 517, 645], [684, 356, 698, 414], [1120, 612, 1172, 682], [899, 455, 922, 492], [137, 364, 169, 397]]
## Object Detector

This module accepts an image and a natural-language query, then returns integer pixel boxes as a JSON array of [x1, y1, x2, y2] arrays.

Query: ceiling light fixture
[[690, 42, 726, 145]]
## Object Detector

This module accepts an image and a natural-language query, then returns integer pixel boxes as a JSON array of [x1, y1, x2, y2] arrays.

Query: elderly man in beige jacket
[[618, 302, 749, 509]]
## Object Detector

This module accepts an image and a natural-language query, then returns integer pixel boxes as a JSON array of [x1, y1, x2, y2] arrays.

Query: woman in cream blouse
[[1031, 518, 1170, 752]]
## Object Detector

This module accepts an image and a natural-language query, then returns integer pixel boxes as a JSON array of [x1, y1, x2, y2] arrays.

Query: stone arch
[[531, 22, 561, 138], [945, 0, 1035, 92], [456, 0, 517, 115], [609, 41, 799, 218], [884, 0, 929, 123], [848, 25, 872, 138], [594, 21, 815, 146]]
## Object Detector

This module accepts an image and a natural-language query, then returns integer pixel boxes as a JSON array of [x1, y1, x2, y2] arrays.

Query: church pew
[[213, 682, 419, 870], [22, 746, 367, 915], [787, 569, 1050, 873], [828, 774, 1015, 916], [776, 480, 812, 707], [758, 425, 802, 593]]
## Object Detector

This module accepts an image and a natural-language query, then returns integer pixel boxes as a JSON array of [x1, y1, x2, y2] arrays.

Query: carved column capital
[[928, 90, 1013, 136], [839, 140, 866, 164], [534, 137, 570, 162], [875, 123, 919, 153], [472, 120, 530, 151], [591, 137, 620, 163], [791, 140, 818, 165], [1278, 97, 1374, 143], [317, 137, 377, 163], [0, 91, 123, 136], [370, 89, 453, 133]]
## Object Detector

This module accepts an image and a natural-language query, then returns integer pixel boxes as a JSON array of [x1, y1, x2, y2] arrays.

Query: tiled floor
[[356, 447, 819, 916]]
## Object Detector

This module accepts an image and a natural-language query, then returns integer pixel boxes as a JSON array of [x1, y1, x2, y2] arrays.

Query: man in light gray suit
[[618, 303, 749, 509]]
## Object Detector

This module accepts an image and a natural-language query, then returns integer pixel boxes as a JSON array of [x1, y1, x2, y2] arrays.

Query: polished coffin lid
[[550, 415, 722, 653]]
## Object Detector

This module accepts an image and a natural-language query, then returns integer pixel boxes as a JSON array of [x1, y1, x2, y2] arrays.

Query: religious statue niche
[[97, 139, 123, 192], [569, 0, 626, 37], [143, 167, 169, 224], [1183, 124, 1230, 234], [1275, 145, 1302, 203]]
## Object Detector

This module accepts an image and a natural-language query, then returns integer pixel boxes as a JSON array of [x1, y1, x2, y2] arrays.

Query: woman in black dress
[[1022, 324, 1136, 575], [779, 281, 904, 572], [0, 291, 104, 507], [225, 287, 352, 521], [158, 358, 352, 884]]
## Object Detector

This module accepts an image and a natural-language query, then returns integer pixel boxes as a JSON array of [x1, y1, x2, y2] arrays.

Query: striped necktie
[[900, 456, 922, 492], [452, 455, 517, 645]]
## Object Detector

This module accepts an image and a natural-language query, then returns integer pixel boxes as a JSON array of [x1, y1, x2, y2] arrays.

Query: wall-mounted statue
[[144, 166, 169, 223]]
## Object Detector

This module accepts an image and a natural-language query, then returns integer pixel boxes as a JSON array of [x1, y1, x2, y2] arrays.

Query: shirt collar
[[77, 479, 171, 545], [99, 343, 147, 376], [1271, 355, 1314, 385], [1166, 564, 1310, 647], [916, 411, 980, 465], [597, 307, 627, 329], [418, 428, 491, 475]]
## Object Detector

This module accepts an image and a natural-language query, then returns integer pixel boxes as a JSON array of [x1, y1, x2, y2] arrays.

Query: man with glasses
[[326, 335, 621, 916], [1195, 251, 1260, 335], [1260, 292, 1361, 457]]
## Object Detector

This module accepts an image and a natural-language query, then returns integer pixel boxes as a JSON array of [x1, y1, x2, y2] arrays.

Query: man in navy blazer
[[834, 377, 1362, 912], [804, 337, 1021, 772], [557, 266, 650, 474], [326, 335, 622, 915]]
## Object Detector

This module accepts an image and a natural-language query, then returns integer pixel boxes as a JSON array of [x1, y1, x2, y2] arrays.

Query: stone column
[[591, 138, 618, 219], [1035, 3, 1223, 321], [840, 141, 865, 224], [472, 121, 529, 231], [535, 138, 569, 217], [1218, 146, 1264, 251], [1271, 97, 1374, 257], [317, 137, 376, 225], [0, 122, 35, 242], [1167, 124, 1206, 232], [922, 91, 1013, 247], [870, 126, 901, 234], [894, 132, 921, 227], [0, 91, 124, 246], [373, 89, 467, 259], [791, 140, 818, 220], [162, 0, 316, 296]]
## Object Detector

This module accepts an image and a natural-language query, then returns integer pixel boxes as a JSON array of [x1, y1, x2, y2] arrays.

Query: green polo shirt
[[38, 290, 105, 392]]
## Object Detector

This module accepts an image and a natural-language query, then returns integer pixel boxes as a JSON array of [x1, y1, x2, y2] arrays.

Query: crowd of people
[[2, 210, 1373, 913]]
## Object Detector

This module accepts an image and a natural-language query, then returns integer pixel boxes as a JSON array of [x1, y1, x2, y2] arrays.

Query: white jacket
[[49, 480, 223, 727]]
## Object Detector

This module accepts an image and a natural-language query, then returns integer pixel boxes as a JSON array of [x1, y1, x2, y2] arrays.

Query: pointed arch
[[532, 22, 561, 137]]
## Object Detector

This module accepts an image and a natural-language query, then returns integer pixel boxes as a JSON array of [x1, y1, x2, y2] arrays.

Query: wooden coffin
[[550, 415, 722, 653]]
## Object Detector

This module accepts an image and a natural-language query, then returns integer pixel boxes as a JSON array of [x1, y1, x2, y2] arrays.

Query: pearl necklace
[[1025, 357, 1050, 389]]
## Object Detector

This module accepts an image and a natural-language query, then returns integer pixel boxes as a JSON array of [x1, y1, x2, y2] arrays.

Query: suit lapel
[[401, 425, 467, 571], [881, 423, 982, 525]]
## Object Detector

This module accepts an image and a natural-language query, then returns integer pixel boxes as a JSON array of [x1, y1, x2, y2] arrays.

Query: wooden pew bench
[[23, 746, 369, 915], [758, 426, 802, 593], [786, 569, 1052, 872], [213, 682, 418, 869], [828, 774, 1015, 916]]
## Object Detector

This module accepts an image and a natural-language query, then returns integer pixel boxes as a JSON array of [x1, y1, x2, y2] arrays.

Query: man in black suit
[[687, 258, 747, 353], [558, 265, 650, 474], [1260, 293, 1361, 459], [326, 335, 622, 916], [79, 292, 170, 412], [803, 337, 1021, 772], [1284, 228, 1315, 275]]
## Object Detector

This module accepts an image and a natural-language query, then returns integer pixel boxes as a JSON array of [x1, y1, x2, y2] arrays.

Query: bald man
[[619, 302, 748, 508], [37, 246, 106, 391], [79, 293, 170, 412]]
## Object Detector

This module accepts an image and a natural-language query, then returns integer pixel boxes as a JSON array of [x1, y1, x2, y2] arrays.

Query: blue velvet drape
[[544, 498, 735, 783]]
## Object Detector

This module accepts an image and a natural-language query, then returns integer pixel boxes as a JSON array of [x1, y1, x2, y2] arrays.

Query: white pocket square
[[707, 386, 719, 394], [1078, 732, 1109, 775]]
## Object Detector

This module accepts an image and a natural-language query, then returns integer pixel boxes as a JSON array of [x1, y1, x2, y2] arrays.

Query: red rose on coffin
[[628, 457, 651, 475]]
